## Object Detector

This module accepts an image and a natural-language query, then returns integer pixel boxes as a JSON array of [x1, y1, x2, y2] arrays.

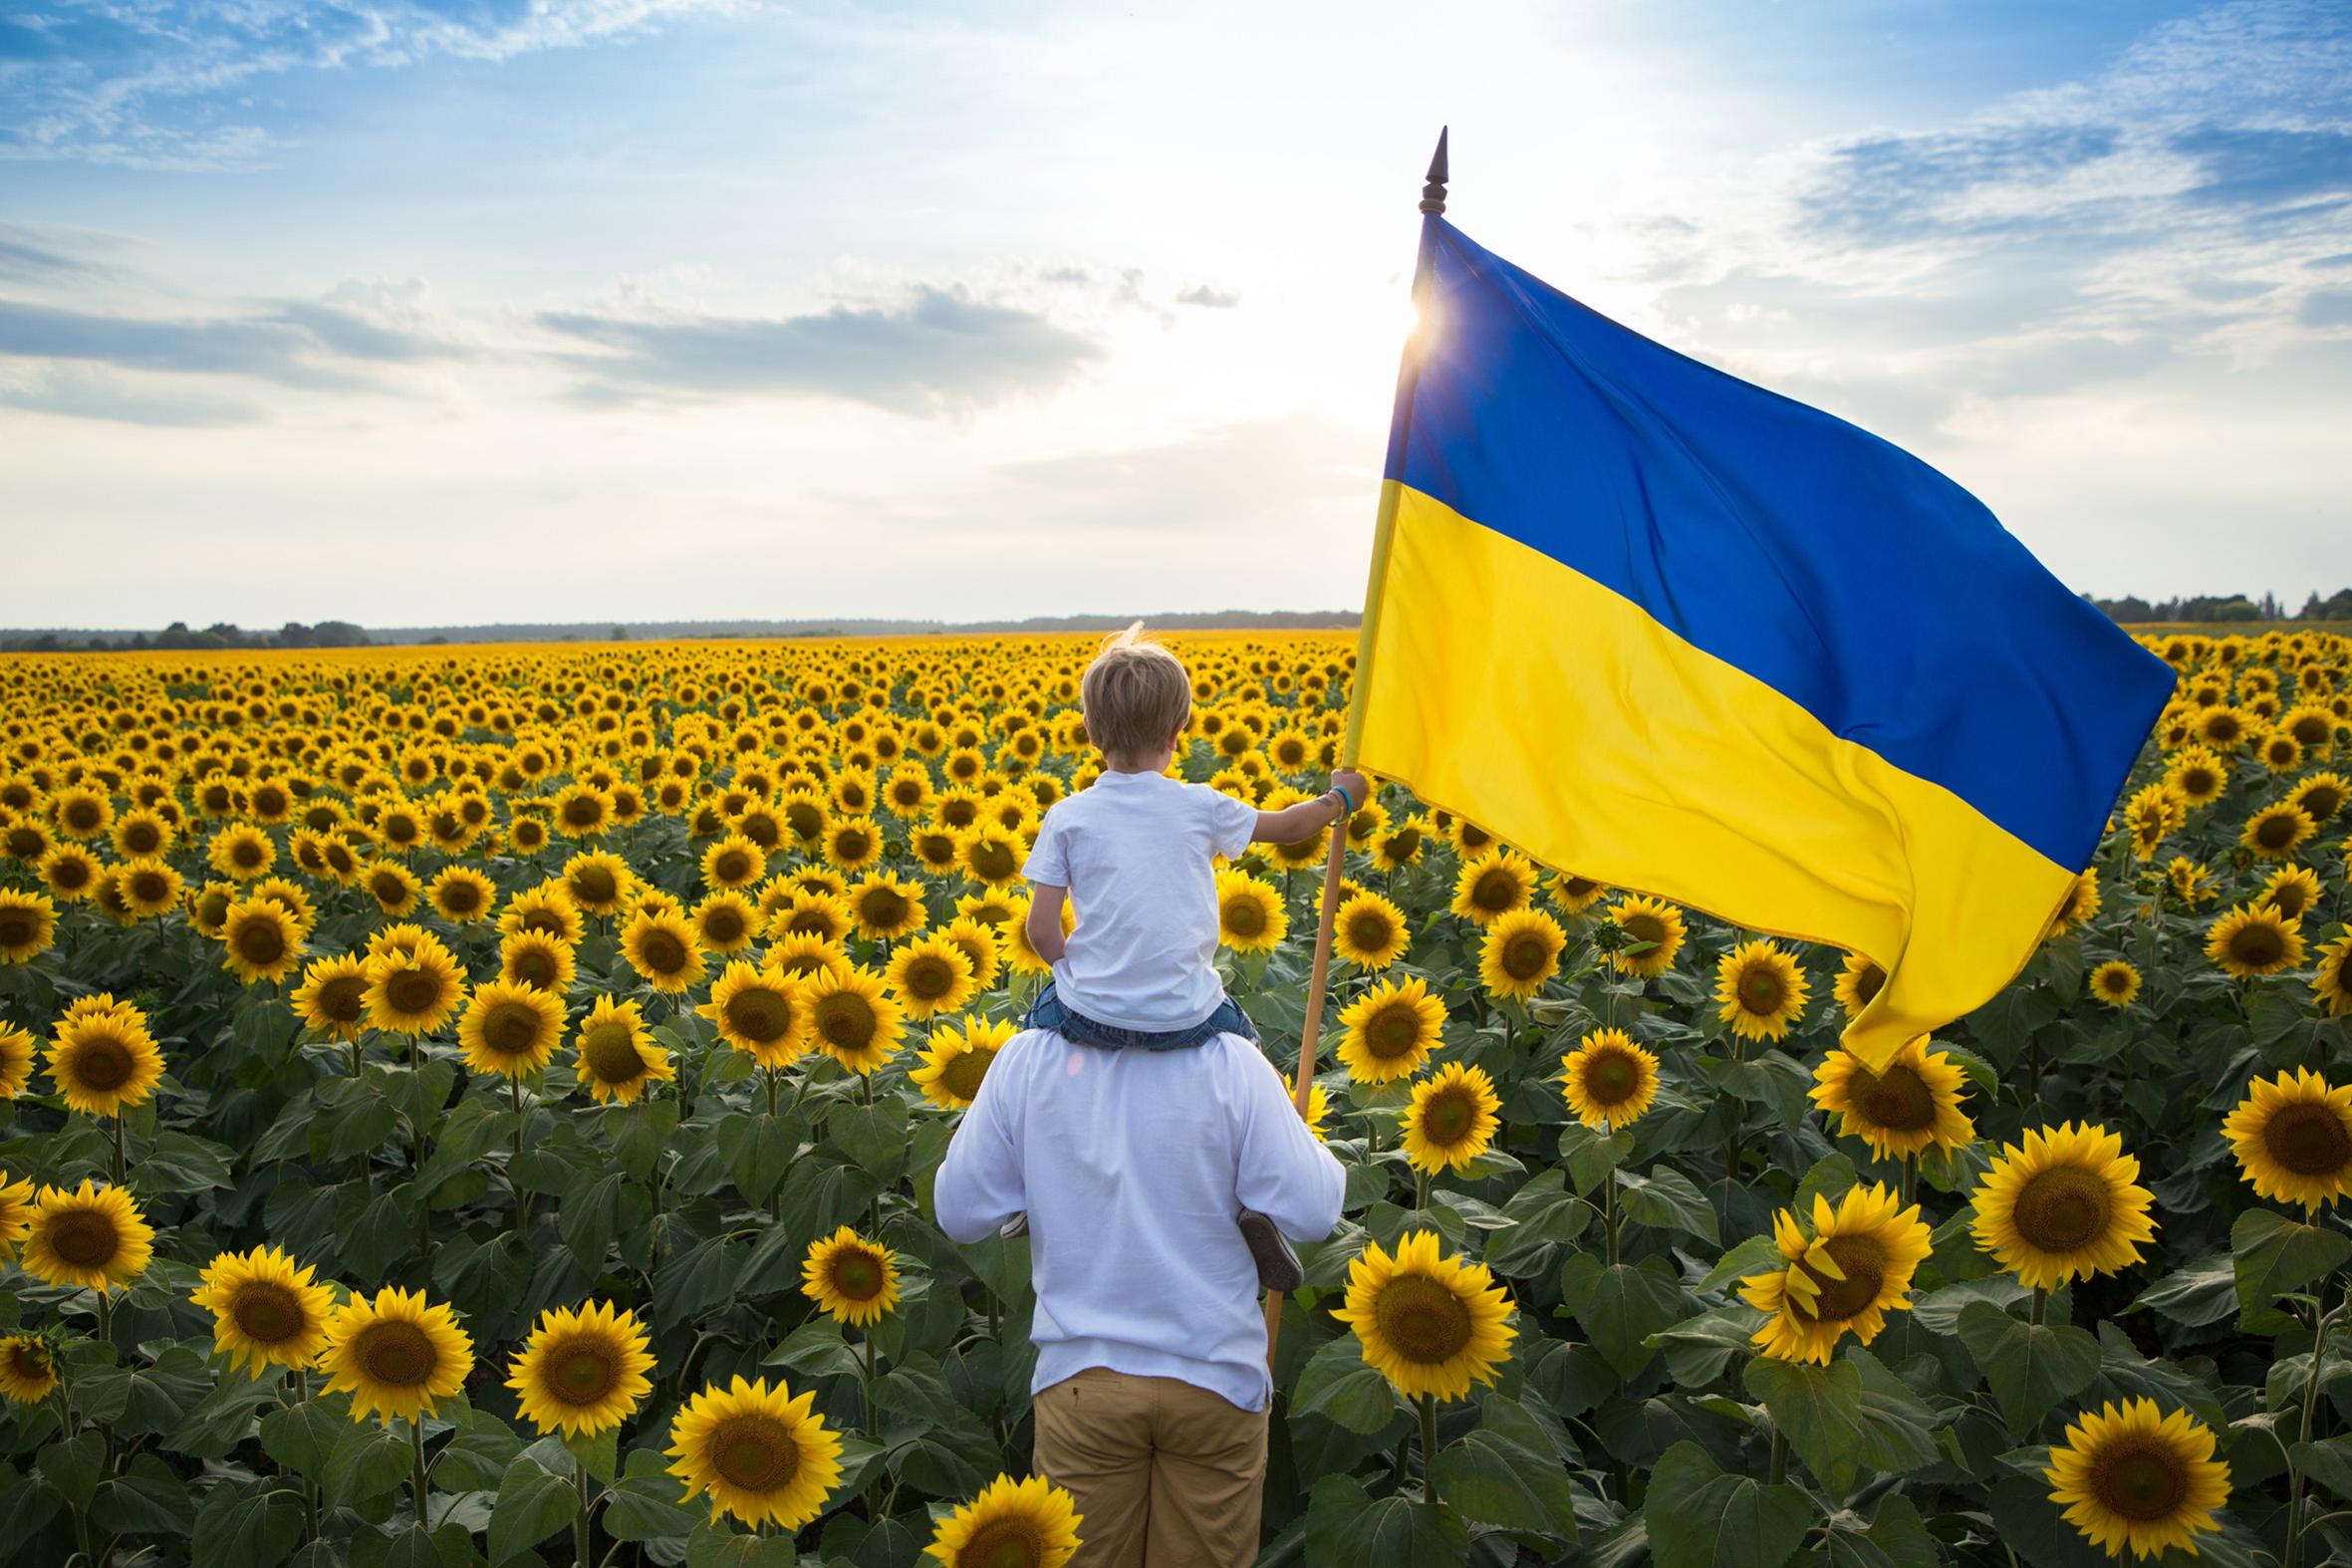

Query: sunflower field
[[0, 629, 2348, 1568]]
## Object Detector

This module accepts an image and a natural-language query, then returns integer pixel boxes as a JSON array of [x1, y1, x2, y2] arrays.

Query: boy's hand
[[1330, 769, 1370, 810]]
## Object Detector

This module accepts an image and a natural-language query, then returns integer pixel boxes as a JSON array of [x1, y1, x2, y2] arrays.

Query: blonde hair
[[1081, 622, 1192, 762]]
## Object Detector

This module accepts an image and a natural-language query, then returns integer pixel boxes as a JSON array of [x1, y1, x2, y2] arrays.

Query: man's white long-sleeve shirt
[[931, 1025, 1347, 1414]]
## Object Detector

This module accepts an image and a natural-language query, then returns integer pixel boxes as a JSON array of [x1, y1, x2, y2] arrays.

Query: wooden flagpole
[[1264, 128, 1448, 1369]]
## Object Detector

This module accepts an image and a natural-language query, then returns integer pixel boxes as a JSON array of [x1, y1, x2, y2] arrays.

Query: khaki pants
[[1032, 1367, 1268, 1568]]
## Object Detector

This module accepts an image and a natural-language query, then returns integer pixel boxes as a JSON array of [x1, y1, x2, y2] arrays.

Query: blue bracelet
[[1330, 781, 1358, 816]]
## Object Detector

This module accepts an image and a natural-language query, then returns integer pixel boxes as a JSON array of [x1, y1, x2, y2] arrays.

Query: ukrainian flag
[[1347, 217, 2176, 1067]]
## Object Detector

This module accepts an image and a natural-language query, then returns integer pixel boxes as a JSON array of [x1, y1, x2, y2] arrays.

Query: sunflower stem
[[94, 1287, 112, 1349], [1414, 1169, 1429, 1211], [574, 1448, 594, 1568], [1418, 1392, 1440, 1525], [1900, 1155, 1919, 1207], [1603, 1165, 1620, 1268], [293, 1371, 319, 1543], [2030, 1287, 2046, 1327], [409, 1416, 429, 1528], [2287, 1295, 2345, 1568], [109, 1114, 125, 1188]]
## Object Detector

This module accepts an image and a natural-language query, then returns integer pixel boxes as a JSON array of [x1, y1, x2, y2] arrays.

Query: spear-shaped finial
[[1420, 127, 1449, 215]]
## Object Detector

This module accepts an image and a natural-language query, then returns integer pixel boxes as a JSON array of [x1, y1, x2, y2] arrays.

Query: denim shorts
[[1022, 986, 1259, 1051]]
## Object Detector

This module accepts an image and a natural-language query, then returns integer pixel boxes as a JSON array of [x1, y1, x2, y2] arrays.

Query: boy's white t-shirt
[[1020, 769, 1259, 1031]]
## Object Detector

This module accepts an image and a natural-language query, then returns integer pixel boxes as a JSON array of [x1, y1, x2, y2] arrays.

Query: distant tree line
[[2088, 590, 2352, 625], [0, 621, 370, 653]]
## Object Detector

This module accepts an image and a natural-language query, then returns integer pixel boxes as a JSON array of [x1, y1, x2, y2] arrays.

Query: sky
[[1, 0, 2347, 630]]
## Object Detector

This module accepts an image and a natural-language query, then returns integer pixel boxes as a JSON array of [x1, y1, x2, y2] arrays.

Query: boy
[[932, 625, 1360, 1567]]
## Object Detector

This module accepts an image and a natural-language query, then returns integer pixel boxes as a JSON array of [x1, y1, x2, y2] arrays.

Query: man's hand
[[1330, 769, 1369, 813]]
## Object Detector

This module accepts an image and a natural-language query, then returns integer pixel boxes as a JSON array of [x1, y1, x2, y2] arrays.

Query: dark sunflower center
[[714, 851, 752, 883], [1421, 1087, 1474, 1146], [2256, 816, 2297, 850], [1372, 1271, 1474, 1365], [72, 1036, 133, 1090], [2182, 766, 2217, 795], [372, 873, 408, 904], [1367, 1005, 1423, 1059], [520, 909, 567, 936], [0, 910, 35, 945], [860, 889, 909, 927], [64, 800, 103, 831], [2012, 1166, 2113, 1252], [128, 870, 170, 904], [47, 1210, 120, 1267], [712, 1416, 800, 1491], [1501, 932, 1552, 980], [786, 804, 823, 840], [2099, 969, 2133, 996], [8, 1343, 50, 1382], [231, 1281, 304, 1343], [971, 843, 1016, 881], [483, 1001, 545, 1057], [817, 994, 876, 1049], [638, 929, 688, 974], [830, 1251, 886, 1300], [1583, 1053, 1640, 1106], [511, 949, 560, 988], [563, 797, 603, 827], [1223, 899, 1266, 938], [1623, 914, 1664, 946], [725, 987, 793, 1045], [439, 882, 482, 914], [2230, 922, 2286, 967], [903, 957, 955, 1000], [1385, 828, 1423, 863], [1346, 914, 1393, 952], [2272, 886, 2311, 919], [237, 919, 287, 965], [553, 1343, 617, 1403], [702, 908, 747, 945], [386, 968, 444, 1014], [574, 867, 619, 904], [2264, 1103, 2352, 1177], [1471, 870, 1518, 912], [1797, 1234, 1888, 1322], [1851, 965, 1887, 1006], [2093, 1443, 2191, 1523], [1852, 1064, 1936, 1132], [2305, 785, 2344, 818], [358, 1321, 436, 1388], [836, 831, 873, 862], [582, 1022, 648, 1083], [51, 858, 92, 891], [958, 1516, 1047, 1568], [1740, 966, 1785, 1012], [941, 1049, 993, 1102]]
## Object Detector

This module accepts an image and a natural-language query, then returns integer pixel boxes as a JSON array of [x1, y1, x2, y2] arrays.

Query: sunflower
[[20, 1180, 153, 1291], [2289, 770, 2347, 824], [2314, 932, 2352, 1018], [807, 966, 905, 1075], [2167, 857, 2220, 907], [2164, 745, 2228, 807], [886, 935, 978, 1020], [0, 1336, 58, 1404], [2045, 1400, 2230, 1561], [1336, 976, 1446, 1084], [699, 961, 811, 1068], [363, 861, 422, 918], [957, 825, 1028, 889], [1714, 939, 1810, 1042], [1970, 1122, 2158, 1289], [2257, 865, 2323, 921], [622, 910, 707, 994], [46, 1003, 164, 1118], [38, 845, 99, 903], [499, 886, 584, 945], [571, 995, 672, 1104], [1214, 870, 1287, 952], [458, 980, 567, 1079], [563, 850, 635, 915], [1605, 895, 1686, 978], [507, 1300, 656, 1438], [190, 1245, 336, 1377], [115, 856, 182, 918], [824, 816, 885, 875], [1560, 1029, 1660, 1131], [693, 891, 760, 955], [938, 916, 1003, 991], [802, 1225, 903, 1326], [1832, 952, 1888, 1020], [499, 929, 579, 994], [1809, 1036, 1974, 1159], [2046, 871, 2103, 938], [0, 1027, 32, 1099], [221, 897, 308, 985], [700, 832, 767, 893], [1738, 1183, 1932, 1364], [2120, 784, 2186, 859], [2203, 902, 2304, 978], [365, 936, 467, 1034], [0, 889, 57, 963], [426, 866, 498, 924], [208, 822, 275, 881], [667, 1376, 843, 1528], [1450, 848, 1538, 926], [292, 952, 373, 1041], [1332, 890, 1410, 970], [911, 1016, 1014, 1110], [1401, 1062, 1501, 1174], [923, 1473, 1084, 1568], [772, 891, 854, 945], [2221, 1068, 2352, 1210], [1331, 1229, 1516, 1401], [320, 1287, 475, 1424], [768, 930, 854, 986], [0, 1171, 31, 1252], [1372, 817, 1429, 871], [849, 872, 929, 942], [1478, 908, 1567, 1001], [2088, 960, 2143, 1008], [2242, 803, 2316, 862]]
